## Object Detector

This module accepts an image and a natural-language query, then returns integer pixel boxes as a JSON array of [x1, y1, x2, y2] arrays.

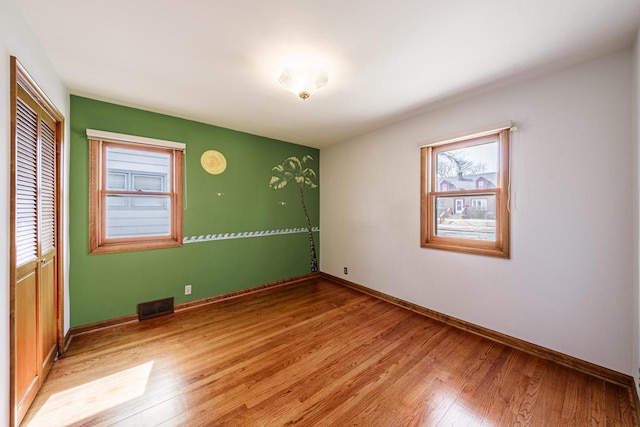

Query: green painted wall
[[69, 96, 319, 327]]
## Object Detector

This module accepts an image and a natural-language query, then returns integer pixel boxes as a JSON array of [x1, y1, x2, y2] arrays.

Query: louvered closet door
[[38, 108, 58, 376], [15, 88, 40, 411], [14, 85, 58, 422]]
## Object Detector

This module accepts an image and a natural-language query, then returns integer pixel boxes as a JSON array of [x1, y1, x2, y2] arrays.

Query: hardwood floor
[[22, 279, 636, 426]]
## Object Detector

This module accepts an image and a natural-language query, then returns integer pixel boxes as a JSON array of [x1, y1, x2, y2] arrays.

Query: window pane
[[106, 172, 126, 190], [436, 141, 498, 191], [434, 194, 496, 241], [132, 174, 165, 192], [131, 195, 167, 208], [106, 195, 171, 238], [106, 146, 170, 192], [107, 195, 128, 207]]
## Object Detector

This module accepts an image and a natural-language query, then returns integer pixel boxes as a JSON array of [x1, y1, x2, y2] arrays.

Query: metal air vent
[[138, 297, 174, 321]]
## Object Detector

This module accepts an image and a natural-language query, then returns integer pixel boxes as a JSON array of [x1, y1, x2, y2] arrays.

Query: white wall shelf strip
[[183, 226, 319, 244]]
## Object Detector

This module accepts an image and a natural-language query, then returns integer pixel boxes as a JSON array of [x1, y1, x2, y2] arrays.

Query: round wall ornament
[[201, 150, 227, 175]]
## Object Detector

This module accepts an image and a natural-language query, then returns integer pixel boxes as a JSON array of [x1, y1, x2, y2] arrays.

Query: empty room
[[3, 0, 640, 425]]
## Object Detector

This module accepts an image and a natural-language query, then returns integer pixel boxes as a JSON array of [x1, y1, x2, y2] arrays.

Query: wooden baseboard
[[62, 329, 73, 354], [320, 272, 633, 388], [67, 272, 320, 339], [67, 314, 139, 338], [175, 272, 319, 312]]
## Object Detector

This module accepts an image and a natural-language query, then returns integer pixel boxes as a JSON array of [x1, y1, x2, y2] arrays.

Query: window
[[471, 198, 488, 210], [88, 130, 185, 254], [420, 128, 510, 258]]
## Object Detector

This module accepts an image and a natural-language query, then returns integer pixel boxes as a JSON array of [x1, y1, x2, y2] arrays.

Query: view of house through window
[[421, 127, 510, 258], [434, 140, 497, 241], [88, 130, 185, 254], [105, 145, 172, 238]]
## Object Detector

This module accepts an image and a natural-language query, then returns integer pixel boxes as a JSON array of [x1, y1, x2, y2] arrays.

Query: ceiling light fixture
[[278, 66, 328, 100]]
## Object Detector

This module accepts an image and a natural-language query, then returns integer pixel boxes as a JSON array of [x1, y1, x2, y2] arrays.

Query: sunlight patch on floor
[[427, 388, 490, 426], [25, 361, 154, 426]]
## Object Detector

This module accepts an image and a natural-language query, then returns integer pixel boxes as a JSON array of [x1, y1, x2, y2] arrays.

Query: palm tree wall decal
[[269, 155, 318, 272]]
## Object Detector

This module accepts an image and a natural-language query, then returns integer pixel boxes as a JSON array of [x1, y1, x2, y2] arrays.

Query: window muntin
[[89, 139, 183, 254], [421, 129, 510, 258]]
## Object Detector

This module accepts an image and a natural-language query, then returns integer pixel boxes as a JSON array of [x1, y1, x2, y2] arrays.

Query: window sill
[[421, 241, 509, 258], [90, 239, 182, 255]]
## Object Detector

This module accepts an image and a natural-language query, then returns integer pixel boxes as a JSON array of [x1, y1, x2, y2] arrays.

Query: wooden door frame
[[9, 56, 65, 427]]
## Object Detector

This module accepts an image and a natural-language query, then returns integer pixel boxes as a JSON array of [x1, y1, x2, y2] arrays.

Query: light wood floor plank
[[22, 279, 637, 426]]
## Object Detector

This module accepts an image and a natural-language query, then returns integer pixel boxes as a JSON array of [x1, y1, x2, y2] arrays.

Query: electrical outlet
[[185, 285, 192, 295], [344, 267, 348, 275]]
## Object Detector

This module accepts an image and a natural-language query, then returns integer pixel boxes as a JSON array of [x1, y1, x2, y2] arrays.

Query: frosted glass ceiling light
[[278, 66, 328, 100]]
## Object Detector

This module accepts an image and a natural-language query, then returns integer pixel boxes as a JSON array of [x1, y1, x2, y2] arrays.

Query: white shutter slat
[[15, 98, 38, 266], [40, 118, 56, 254]]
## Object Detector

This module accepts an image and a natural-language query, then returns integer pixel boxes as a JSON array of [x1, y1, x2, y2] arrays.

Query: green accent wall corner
[[69, 96, 319, 327]]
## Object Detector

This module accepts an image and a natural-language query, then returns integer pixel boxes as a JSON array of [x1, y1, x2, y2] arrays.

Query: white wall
[[0, 0, 69, 423], [321, 49, 634, 374]]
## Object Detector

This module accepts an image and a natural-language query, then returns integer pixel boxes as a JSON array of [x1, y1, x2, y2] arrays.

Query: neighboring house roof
[[439, 172, 497, 191]]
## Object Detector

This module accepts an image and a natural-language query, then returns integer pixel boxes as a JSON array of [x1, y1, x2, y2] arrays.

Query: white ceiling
[[16, 0, 640, 148]]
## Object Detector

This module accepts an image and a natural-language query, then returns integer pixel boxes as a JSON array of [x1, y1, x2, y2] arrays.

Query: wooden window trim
[[420, 129, 510, 258], [89, 139, 184, 254]]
